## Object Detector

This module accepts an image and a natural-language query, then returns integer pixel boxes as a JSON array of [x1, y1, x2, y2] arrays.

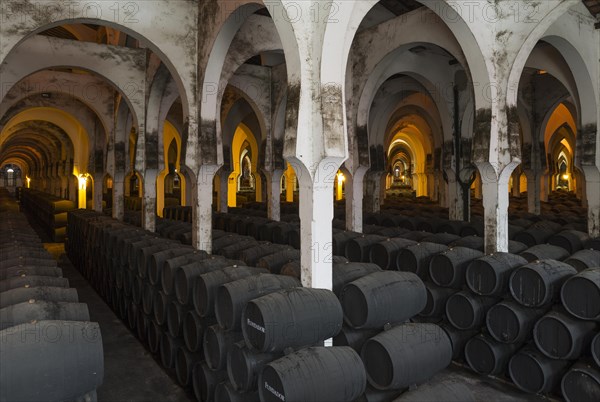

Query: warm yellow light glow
[[562, 174, 569, 181], [26, 176, 31, 188], [337, 172, 345, 183], [538, 70, 547, 75], [78, 175, 87, 190]]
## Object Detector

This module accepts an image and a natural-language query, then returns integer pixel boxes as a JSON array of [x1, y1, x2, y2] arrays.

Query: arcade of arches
[[1, 0, 599, 289]]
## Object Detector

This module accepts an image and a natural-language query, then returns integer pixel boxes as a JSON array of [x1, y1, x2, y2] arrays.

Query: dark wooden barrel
[[215, 274, 300, 331], [260, 346, 366, 402], [0, 266, 63, 281], [429, 247, 485, 289], [203, 324, 243, 371], [509, 260, 577, 307], [464, 334, 519, 375], [332, 262, 381, 297], [175, 346, 202, 387], [520, 244, 570, 263], [0, 321, 103, 402], [439, 322, 478, 360], [0, 286, 78, 309], [0, 301, 89, 330], [593, 332, 600, 367], [152, 290, 172, 325], [561, 268, 600, 321], [466, 252, 528, 296], [147, 320, 164, 354], [345, 235, 388, 262], [393, 380, 476, 401], [193, 266, 268, 317], [192, 361, 227, 402], [215, 381, 258, 402], [333, 232, 367, 254], [182, 310, 214, 353], [534, 310, 597, 360], [0, 276, 69, 293], [514, 224, 559, 247], [486, 300, 548, 344], [420, 283, 457, 318], [333, 326, 380, 353], [362, 323, 452, 390], [508, 346, 570, 394], [564, 250, 600, 272], [147, 247, 195, 286], [396, 242, 448, 278], [341, 271, 426, 329], [242, 287, 342, 352], [174, 258, 241, 306], [445, 291, 498, 330], [561, 361, 600, 402], [227, 341, 282, 392], [548, 230, 590, 254], [166, 300, 188, 338], [421, 232, 461, 246], [369, 238, 417, 270], [159, 333, 182, 369], [256, 250, 300, 274]]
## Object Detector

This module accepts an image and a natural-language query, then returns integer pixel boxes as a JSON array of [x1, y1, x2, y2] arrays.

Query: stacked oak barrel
[[0, 189, 103, 401], [18, 188, 75, 241]]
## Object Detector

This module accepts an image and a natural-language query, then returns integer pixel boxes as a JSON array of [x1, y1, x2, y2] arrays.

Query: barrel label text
[[265, 381, 285, 401], [247, 318, 265, 333]]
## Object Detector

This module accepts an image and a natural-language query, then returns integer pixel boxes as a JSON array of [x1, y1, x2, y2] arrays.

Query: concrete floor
[[43, 243, 194, 402]]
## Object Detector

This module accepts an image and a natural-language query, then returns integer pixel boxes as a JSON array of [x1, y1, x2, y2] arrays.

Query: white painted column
[[298, 165, 339, 290], [142, 169, 158, 232], [265, 169, 283, 222], [478, 162, 518, 254], [112, 172, 125, 221], [345, 167, 367, 233], [192, 165, 219, 253]]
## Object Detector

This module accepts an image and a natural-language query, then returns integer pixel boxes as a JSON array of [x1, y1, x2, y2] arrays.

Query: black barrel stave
[[466, 252, 528, 296], [362, 323, 452, 390], [341, 271, 426, 329], [509, 260, 577, 307], [260, 346, 366, 402]]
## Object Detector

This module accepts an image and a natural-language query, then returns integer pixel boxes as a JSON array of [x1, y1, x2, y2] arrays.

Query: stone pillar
[[540, 172, 549, 202], [192, 165, 219, 253], [525, 169, 541, 215], [285, 171, 295, 202], [364, 171, 384, 213], [296, 160, 342, 290], [478, 162, 518, 254], [582, 166, 600, 237], [344, 166, 367, 233], [511, 171, 521, 197], [264, 169, 283, 221], [217, 169, 229, 213], [93, 173, 103, 213], [142, 169, 158, 232], [113, 172, 125, 221]]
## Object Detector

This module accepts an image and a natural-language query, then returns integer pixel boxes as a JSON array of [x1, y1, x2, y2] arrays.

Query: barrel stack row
[[66, 211, 356, 402], [380, 236, 600, 401], [0, 190, 103, 402], [18, 188, 75, 241]]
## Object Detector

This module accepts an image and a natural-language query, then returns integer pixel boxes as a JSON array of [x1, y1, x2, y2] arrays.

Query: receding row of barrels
[[68, 209, 475, 401], [0, 190, 103, 402], [17, 188, 75, 241]]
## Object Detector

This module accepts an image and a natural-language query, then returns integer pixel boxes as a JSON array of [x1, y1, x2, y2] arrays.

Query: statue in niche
[[239, 155, 255, 190]]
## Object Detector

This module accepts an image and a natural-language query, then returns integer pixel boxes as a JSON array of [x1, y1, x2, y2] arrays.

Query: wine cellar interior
[[1, 1, 600, 401]]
